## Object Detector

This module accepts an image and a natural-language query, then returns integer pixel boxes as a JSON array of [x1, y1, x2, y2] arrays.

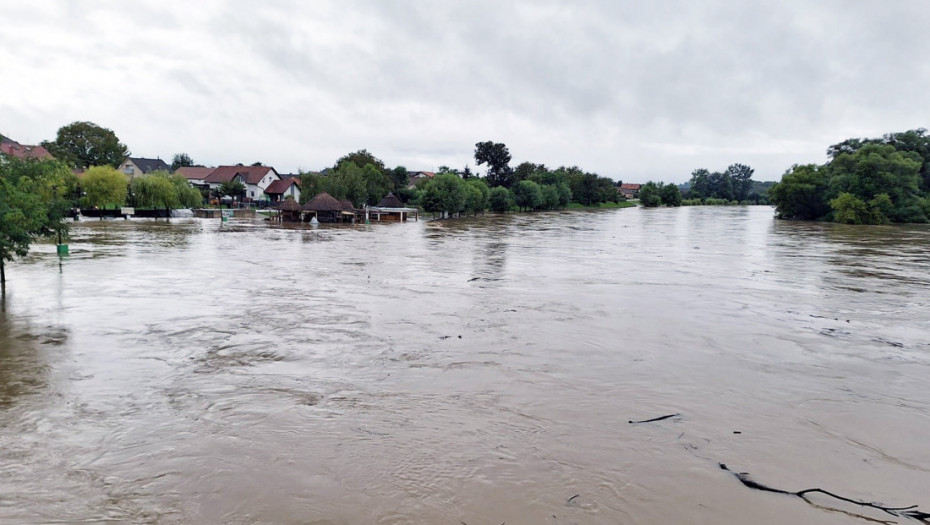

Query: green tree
[[828, 143, 923, 222], [0, 157, 75, 290], [41, 121, 129, 169], [389, 166, 409, 191], [132, 172, 177, 218], [334, 149, 386, 172], [82, 166, 128, 216], [660, 183, 682, 206], [421, 173, 465, 218], [465, 179, 490, 215], [556, 182, 572, 208], [638, 182, 662, 207], [688, 168, 711, 200], [132, 171, 202, 218], [488, 186, 514, 212], [474, 141, 513, 187], [769, 164, 831, 220], [726, 163, 755, 201], [362, 163, 394, 206], [218, 180, 246, 202], [170, 153, 194, 171], [512, 180, 542, 211], [540, 184, 560, 210]]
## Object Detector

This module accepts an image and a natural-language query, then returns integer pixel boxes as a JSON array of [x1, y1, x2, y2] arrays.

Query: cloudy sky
[[3, 1, 929, 183]]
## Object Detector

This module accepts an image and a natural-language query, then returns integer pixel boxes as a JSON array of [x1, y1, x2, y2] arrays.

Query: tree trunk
[[1, 257, 5, 294]]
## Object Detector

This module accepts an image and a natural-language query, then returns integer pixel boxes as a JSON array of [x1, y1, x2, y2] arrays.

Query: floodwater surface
[[1, 207, 929, 524]]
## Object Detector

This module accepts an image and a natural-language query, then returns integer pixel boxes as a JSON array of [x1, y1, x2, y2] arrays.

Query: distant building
[[119, 157, 170, 179], [0, 136, 55, 160], [264, 177, 301, 203], [204, 165, 280, 201], [619, 183, 642, 199], [175, 166, 216, 188], [407, 171, 435, 188]]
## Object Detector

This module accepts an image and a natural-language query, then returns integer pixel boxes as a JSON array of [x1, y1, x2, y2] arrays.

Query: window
[[124, 166, 134, 174]]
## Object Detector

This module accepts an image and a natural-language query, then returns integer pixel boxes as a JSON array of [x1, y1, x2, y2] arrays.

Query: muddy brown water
[[1, 206, 928, 524]]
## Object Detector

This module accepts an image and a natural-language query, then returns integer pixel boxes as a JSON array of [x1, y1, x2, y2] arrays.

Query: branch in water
[[629, 413, 680, 424], [719, 463, 930, 522]]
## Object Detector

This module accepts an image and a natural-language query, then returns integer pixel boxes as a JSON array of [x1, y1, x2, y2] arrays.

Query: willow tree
[[82, 166, 128, 218]]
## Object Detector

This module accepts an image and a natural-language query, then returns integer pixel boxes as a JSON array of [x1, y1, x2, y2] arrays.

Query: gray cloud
[[2, 0, 929, 182]]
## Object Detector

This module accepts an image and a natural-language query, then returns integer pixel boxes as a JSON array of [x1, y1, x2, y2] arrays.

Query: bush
[[488, 186, 514, 212]]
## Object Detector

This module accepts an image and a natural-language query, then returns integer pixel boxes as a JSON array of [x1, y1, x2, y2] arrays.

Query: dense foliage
[[639, 181, 681, 208], [81, 166, 128, 212], [131, 171, 203, 215], [685, 163, 766, 203], [770, 129, 930, 223], [41, 121, 129, 169], [0, 156, 75, 288], [297, 143, 621, 218], [170, 153, 194, 171]]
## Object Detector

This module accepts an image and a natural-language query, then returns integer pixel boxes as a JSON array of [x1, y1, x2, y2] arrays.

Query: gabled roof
[[264, 177, 300, 195], [301, 192, 350, 212], [620, 183, 641, 190], [410, 171, 435, 178], [376, 192, 404, 208], [128, 157, 170, 173], [0, 138, 55, 160], [175, 166, 216, 181], [204, 165, 277, 185]]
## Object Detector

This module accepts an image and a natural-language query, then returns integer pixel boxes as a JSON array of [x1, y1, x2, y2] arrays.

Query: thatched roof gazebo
[[376, 192, 404, 208], [301, 192, 357, 223], [367, 192, 419, 222], [277, 197, 302, 222]]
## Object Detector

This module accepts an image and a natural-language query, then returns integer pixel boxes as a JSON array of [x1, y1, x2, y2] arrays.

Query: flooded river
[[1, 206, 929, 524]]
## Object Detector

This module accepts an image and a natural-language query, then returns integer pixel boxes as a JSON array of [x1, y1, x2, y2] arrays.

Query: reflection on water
[[1, 209, 929, 524]]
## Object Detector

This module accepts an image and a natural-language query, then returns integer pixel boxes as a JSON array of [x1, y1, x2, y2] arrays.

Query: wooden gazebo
[[277, 197, 302, 222], [301, 192, 356, 223], [367, 192, 419, 222]]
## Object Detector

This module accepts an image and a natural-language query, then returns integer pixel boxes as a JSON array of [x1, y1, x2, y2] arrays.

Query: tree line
[[297, 141, 624, 216], [769, 128, 930, 224]]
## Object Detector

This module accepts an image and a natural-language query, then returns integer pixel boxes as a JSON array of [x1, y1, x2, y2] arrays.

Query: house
[[203, 165, 280, 201], [119, 157, 170, 179], [174, 166, 216, 189], [367, 192, 419, 222], [619, 183, 642, 199], [407, 171, 435, 188], [264, 177, 301, 203], [0, 137, 55, 160]]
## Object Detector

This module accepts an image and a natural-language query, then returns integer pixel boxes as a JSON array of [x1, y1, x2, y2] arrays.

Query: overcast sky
[[3, 1, 929, 183]]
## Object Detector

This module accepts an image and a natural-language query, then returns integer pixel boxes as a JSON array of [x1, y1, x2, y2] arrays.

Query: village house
[[619, 183, 642, 199], [174, 166, 216, 190], [0, 136, 55, 160], [203, 165, 280, 201], [264, 176, 301, 203], [407, 171, 435, 188], [118, 157, 170, 179]]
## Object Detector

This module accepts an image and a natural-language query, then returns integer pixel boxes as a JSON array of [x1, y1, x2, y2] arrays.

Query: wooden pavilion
[[301, 192, 357, 223], [366, 192, 419, 222], [277, 196, 302, 222]]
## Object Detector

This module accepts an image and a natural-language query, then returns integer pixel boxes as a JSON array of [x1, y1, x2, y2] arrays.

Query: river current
[[1, 206, 928, 524]]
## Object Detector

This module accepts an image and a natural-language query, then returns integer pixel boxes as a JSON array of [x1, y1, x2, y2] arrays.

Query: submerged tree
[[0, 157, 75, 291], [81, 166, 128, 217]]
